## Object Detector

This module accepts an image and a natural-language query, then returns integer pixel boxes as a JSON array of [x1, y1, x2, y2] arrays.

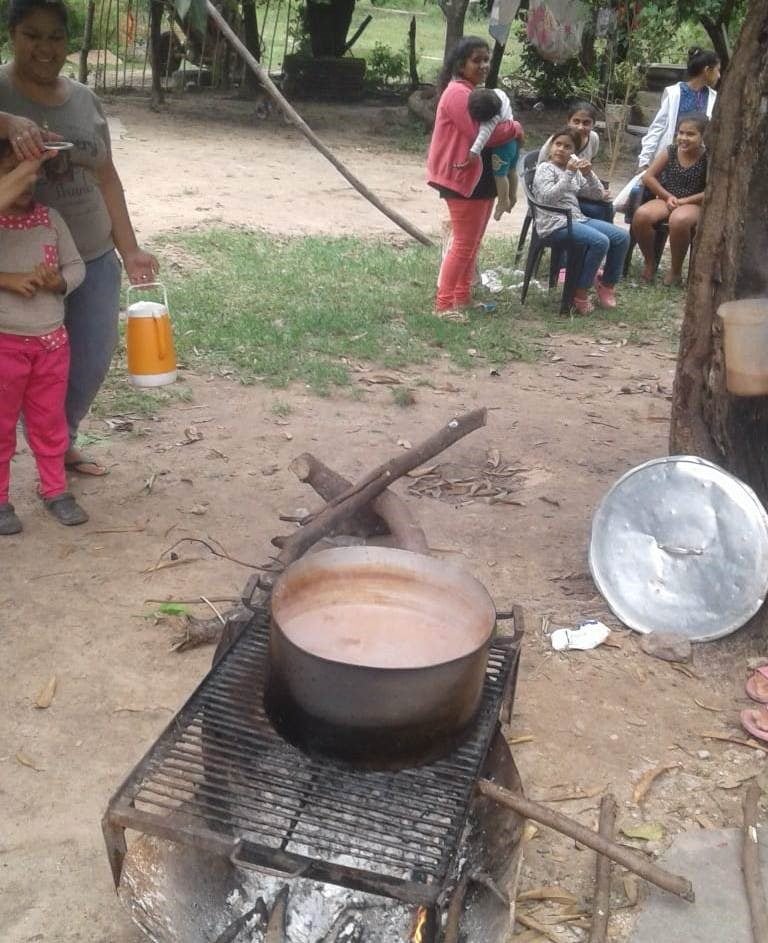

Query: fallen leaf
[[397, 438, 413, 450], [177, 504, 209, 516], [620, 822, 665, 842], [486, 448, 501, 469], [517, 886, 578, 905], [34, 675, 57, 709], [633, 763, 680, 805], [622, 875, 639, 906], [522, 823, 539, 842], [407, 465, 438, 478], [15, 752, 43, 771], [183, 425, 203, 444], [104, 417, 134, 432], [358, 372, 404, 385], [539, 496, 561, 508], [140, 473, 156, 495], [694, 697, 726, 712]]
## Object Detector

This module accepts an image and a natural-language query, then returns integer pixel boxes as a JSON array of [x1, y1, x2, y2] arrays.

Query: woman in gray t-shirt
[[0, 0, 158, 476]]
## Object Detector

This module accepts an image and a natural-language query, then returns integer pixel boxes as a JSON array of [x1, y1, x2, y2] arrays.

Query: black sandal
[[0, 502, 22, 535], [44, 492, 89, 526]]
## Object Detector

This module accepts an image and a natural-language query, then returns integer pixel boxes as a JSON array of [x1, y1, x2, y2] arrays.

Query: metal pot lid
[[589, 456, 768, 641]]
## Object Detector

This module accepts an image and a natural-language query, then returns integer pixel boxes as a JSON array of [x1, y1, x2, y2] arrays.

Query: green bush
[[365, 40, 409, 85]]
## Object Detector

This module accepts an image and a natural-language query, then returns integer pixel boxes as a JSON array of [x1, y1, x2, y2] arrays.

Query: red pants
[[0, 327, 70, 502], [436, 197, 493, 311]]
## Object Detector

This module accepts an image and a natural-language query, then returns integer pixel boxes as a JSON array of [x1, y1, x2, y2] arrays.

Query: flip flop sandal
[[44, 492, 89, 526], [65, 456, 109, 477], [0, 502, 22, 535], [741, 705, 768, 743], [434, 309, 468, 324], [746, 666, 768, 703]]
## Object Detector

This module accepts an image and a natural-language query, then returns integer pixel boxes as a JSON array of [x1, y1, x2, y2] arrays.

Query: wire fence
[[75, 0, 295, 93]]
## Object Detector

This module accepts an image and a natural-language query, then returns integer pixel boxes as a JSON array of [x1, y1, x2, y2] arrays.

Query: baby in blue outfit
[[466, 88, 520, 221]]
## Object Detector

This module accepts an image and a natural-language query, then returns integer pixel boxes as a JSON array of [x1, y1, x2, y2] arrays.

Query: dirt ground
[[2, 96, 765, 943]]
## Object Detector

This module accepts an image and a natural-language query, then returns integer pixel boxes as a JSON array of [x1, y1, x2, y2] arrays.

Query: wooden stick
[[289, 453, 388, 539], [589, 794, 618, 943], [204, 2, 435, 248], [477, 781, 695, 903], [443, 871, 470, 943], [277, 409, 486, 567], [742, 782, 768, 943], [289, 452, 429, 553]]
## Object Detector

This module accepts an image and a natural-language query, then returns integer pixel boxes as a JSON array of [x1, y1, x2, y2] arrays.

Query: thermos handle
[[126, 281, 169, 360], [126, 281, 170, 311]]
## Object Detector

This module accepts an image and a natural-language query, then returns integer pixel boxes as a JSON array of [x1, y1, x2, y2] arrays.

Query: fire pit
[[103, 607, 524, 942]]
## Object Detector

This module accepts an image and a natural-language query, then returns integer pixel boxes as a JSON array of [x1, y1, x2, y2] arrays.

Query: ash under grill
[[104, 610, 520, 908]]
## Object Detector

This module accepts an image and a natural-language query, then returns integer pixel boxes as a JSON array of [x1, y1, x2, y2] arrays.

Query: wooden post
[[408, 16, 419, 90], [205, 0, 435, 247], [79, 0, 97, 85]]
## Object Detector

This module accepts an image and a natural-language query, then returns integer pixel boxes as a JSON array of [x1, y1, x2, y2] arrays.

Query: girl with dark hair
[[533, 127, 629, 315], [538, 101, 613, 221], [616, 47, 719, 209], [632, 113, 709, 285], [0, 0, 158, 477], [426, 36, 523, 319]]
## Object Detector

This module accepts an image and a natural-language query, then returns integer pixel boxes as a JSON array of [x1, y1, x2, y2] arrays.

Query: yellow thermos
[[125, 282, 177, 387]]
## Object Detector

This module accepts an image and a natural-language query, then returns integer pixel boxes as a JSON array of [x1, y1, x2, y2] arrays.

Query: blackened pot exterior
[[264, 546, 496, 769]]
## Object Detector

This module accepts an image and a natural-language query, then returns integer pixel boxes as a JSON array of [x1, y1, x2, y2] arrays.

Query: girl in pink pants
[[0, 142, 87, 534]]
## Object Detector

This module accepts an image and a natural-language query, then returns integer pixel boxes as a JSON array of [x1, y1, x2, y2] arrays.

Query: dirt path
[[1, 98, 759, 943]]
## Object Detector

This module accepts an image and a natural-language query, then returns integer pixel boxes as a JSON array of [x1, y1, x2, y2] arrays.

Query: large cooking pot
[[264, 546, 496, 769]]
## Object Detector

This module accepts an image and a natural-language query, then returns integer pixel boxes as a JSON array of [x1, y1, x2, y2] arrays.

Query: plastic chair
[[513, 149, 540, 265], [519, 173, 587, 316], [623, 186, 669, 276]]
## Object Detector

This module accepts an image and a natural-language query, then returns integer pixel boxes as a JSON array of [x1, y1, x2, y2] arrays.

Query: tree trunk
[[670, 0, 768, 505], [241, 0, 262, 92], [441, 0, 471, 66], [486, 38, 505, 89], [699, 14, 731, 72], [149, 0, 165, 108], [305, 0, 356, 57]]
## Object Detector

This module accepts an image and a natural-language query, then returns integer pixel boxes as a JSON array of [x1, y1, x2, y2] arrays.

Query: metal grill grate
[[105, 611, 519, 905]]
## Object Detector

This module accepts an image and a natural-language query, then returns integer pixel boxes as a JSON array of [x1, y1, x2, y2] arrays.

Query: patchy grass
[[92, 368, 194, 418], [150, 228, 682, 395], [156, 229, 536, 393]]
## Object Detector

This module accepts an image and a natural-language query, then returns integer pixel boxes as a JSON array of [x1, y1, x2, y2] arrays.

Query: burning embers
[[411, 907, 428, 943]]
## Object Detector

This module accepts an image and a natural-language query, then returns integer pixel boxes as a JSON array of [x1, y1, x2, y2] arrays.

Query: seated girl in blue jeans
[[533, 127, 629, 315]]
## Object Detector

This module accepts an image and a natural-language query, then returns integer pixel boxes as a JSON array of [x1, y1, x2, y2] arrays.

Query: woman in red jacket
[[427, 37, 523, 317]]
